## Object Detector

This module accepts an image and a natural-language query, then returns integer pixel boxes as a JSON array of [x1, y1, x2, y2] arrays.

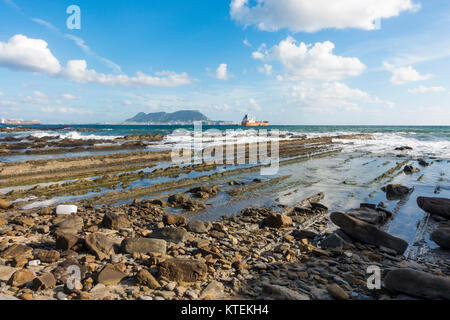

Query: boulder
[[384, 268, 450, 299], [162, 214, 186, 226], [8, 269, 35, 288], [346, 207, 389, 225], [101, 212, 131, 230], [200, 280, 224, 299], [158, 259, 207, 282], [135, 269, 160, 289], [417, 197, 450, 219], [0, 199, 10, 210], [403, 165, 420, 174], [430, 228, 450, 249], [55, 232, 80, 251], [327, 284, 349, 300], [37, 250, 61, 263], [32, 273, 56, 291], [330, 212, 408, 255], [85, 233, 116, 261], [261, 283, 310, 300], [149, 227, 192, 243], [264, 213, 293, 228], [52, 258, 86, 285], [97, 264, 127, 286], [382, 184, 412, 200], [321, 232, 345, 249], [121, 238, 167, 255], [292, 229, 318, 240], [168, 193, 206, 211], [187, 220, 210, 234], [0, 266, 17, 281], [0, 244, 33, 260], [53, 216, 83, 234]]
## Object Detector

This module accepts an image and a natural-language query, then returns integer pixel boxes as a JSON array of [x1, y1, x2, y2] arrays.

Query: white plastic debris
[[55, 205, 77, 215], [28, 260, 41, 267]]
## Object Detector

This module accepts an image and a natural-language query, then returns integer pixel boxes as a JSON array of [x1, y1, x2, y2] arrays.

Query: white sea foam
[[31, 131, 122, 141]]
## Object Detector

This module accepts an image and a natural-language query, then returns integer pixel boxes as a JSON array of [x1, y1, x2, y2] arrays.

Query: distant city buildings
[[0, 118, 40, 124]]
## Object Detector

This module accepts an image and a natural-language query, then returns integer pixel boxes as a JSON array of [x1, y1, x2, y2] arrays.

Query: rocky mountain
[[125, 110, 209, 123]]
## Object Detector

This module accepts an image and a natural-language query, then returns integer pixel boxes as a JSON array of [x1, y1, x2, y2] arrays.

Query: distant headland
[[124, 110, 236, 125]]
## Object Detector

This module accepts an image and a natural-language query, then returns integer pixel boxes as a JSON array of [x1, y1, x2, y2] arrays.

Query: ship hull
[[241, 122, 269, 126]]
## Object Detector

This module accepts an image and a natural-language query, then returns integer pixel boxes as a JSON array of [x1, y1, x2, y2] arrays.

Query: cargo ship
[[241, 114, 269, 126]]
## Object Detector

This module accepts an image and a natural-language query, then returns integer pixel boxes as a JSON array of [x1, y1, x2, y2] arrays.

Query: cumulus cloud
[[61, 93, 77, 100], [408, 85, 446, 93], [0, 35, 192, 87], [253, 37, 366, 81], [258, 64, 272, 75], [288, 81, 394, 111], [383, 62, 431, 85], [60, 60, 192, 87], [216, 63, 229, 80], [230, 0, 419, 32], [0, 34, 61, 74], [22, 90, 50, 105]]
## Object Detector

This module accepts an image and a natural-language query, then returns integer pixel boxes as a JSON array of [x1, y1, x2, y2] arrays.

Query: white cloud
[[216, 63, 229, 80], [249, 98, 262, 111], [288, 81, 394, 111], [243, 39, 252, 47], [40, 106, 91, 115], [61, 93, 77, 100], [22, 90, 50, 105], [122, 100, 133, 106], [254, 37, 366, 81], [60, 60, 192, 87], [383, 62, 431, 85], [0, 92, 4, 98], [0, 34, 61, 74], [230, 0, 419, 32], [408, 85, 446, 93], [258, 64, 272, 76]]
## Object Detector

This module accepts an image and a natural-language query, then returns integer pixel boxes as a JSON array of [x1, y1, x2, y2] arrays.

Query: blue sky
[[0, 0, 450, 125]]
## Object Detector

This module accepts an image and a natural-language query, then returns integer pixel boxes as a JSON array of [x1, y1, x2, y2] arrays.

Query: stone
[[52, 259, 87, 285], [330, 212, 408, 254], [0, 265, 17, 281], [149, 227, 192, 243], [292, 229, 318, 240], [101, 212, 131, 230], [97, 264, 127, 286], [85, 233, 116, 261], [430, 228, 450, 249], [403, 165, 420, 174], [0, 217, 7, 226], [346, 207, 388, 225], [149, 199, 167, 207], [327, 284, 349, 300], [8, 269, 35, 288], [159, 259, 208, 282], [40, 207, 53, 216], [200, 280, 224, 299], [0, 294, 19, 300], [163, 214, 186, 226], [0, 199, 10, 210], [417, 197, 450, 219], [13, 216, 35, 227], [121, 238, 167, 255], [382, 184, 412, 200], [55, 232, 80, 250], [321, 233, 345, 249], [264, 213, 293, 228], [384, 268, 450, 299], [0, 244, 32, 260], [37, 250, 60, 263], [53, 216, 83, 234], [187, 220, 209, 234], [135, 269, 160, 289], [168, 193, 206, 211], [262, 283, 310, 300], [32, 273, 56, 291]]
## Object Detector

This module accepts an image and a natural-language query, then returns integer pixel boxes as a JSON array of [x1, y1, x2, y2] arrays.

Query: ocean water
[[1, 124, 450, 159]]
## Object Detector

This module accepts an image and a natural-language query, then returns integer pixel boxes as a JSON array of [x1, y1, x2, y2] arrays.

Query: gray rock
[[121, 238, 167, 255], [200, 280, 224, 299], [417, 197, 450, 219], [0, 294, 19, 300], [187, 220, 209, 234], [382, 184, 412, 200], [346, 207, 388, 225], [330, 212, 408, 254], [148, 227, 192, 243], [430, 228, 450, 249], [321, 233, 345, 249], [0, 266, 17, 281], [262, 283, 310, 300], [384, 268, 450, 299], [53, 216, 83, 234]]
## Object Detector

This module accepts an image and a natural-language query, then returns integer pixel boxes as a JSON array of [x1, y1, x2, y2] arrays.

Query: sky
[[0, 0, 450, 125]]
